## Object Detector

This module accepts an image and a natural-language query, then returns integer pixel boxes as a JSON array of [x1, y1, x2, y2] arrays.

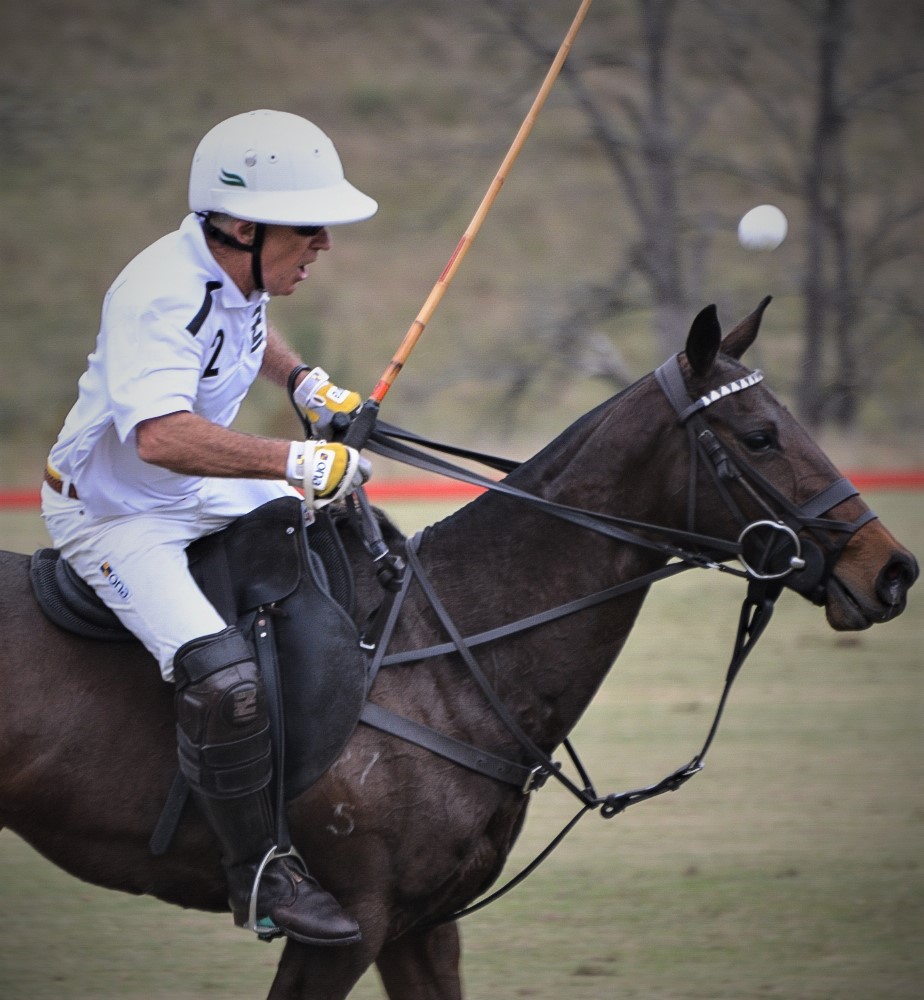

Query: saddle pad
[[30, 548, 131, 642]]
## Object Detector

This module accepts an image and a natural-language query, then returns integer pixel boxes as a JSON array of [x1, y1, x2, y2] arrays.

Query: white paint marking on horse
[[359, 751, 381, 786], [326, 802, 355, 837]]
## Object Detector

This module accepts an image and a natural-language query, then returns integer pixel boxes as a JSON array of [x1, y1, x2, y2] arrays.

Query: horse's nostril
[[877, 553, 918, 607]]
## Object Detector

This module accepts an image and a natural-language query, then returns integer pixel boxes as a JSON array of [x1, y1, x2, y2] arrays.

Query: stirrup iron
[[242, 844, 308, 940]]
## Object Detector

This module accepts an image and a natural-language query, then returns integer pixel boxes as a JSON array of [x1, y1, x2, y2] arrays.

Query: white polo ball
[[737, 204, 788, 251]]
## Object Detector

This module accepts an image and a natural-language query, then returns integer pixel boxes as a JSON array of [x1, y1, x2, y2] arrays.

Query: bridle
[[335, 354, 879, 921], [654, 354, 878, 603]]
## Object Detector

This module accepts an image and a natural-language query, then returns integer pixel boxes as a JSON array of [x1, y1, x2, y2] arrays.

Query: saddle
[[30, 497, 371, 802]]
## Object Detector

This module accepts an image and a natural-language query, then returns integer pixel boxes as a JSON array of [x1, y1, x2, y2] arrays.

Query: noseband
[[654, 355, 878, 603]]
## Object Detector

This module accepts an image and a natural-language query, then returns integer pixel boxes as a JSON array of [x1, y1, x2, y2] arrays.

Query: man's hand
[[287, 440, 370, 508], [292, 367, 362, 436]]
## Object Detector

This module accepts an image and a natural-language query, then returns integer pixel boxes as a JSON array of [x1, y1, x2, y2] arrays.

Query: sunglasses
[[293, 224, 325, 237]]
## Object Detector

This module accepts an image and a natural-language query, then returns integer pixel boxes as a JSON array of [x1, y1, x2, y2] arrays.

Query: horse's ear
[[685, 304, 722, 376], [721, 295, 772, 359]]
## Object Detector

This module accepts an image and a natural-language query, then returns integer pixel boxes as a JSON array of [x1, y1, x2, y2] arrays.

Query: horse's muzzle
[[825, 547, 918, 631], [875, 551, 919, 614]]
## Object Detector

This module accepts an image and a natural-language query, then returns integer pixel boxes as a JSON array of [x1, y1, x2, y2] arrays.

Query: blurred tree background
[[2, 0, 922, 488]]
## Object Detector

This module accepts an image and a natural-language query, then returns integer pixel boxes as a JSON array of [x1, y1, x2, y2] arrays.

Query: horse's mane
[[506, 373, 653, 490]]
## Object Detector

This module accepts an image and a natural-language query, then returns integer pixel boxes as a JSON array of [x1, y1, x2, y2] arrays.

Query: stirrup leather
[[242, 844, 309, 940]]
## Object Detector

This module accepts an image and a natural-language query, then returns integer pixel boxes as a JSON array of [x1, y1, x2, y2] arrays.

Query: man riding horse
[[41, 109, 375, 947]]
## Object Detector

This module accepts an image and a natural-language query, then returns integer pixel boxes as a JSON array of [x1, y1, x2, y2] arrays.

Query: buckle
[[522, 761, 559, 795]]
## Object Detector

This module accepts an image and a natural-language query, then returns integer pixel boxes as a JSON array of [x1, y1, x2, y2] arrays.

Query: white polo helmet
[[189, 109, 377, 226]]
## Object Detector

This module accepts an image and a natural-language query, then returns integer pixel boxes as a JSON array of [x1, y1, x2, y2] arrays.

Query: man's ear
[[229, 218, 256, 247]]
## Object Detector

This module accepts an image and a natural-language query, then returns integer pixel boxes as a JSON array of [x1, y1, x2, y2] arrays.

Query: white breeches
[[41, 478, 299, 682]]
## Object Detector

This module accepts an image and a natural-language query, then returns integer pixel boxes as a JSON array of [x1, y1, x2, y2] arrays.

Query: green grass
[[0, 493, 921, 998]]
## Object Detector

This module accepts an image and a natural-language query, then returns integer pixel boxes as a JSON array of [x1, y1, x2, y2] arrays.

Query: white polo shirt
[[48, 214, 269, 518]]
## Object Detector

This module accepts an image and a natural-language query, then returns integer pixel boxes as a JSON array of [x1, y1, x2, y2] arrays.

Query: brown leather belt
[[43, 464, 80, 500]]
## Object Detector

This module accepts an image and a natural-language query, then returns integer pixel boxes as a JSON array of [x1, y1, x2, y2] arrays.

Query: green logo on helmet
[[219, 168, 246, 188]]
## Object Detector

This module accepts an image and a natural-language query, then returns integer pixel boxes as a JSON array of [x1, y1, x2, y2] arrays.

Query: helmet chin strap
[[249, 223, 266, 292], [198, 214, 267, 292]]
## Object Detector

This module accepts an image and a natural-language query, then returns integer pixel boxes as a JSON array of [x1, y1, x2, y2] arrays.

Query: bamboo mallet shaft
[[368, 0, 594, 405]]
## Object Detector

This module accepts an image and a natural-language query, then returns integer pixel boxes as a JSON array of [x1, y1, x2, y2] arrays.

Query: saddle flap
[[187, 496, 309, 617], [165, 495, 370, 799]]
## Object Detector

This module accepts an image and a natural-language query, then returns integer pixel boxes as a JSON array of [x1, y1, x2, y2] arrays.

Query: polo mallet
[[343, 0, 594, 450]]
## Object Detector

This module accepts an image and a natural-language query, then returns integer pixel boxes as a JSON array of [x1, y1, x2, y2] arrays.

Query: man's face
[[259, 224, 331, 296]]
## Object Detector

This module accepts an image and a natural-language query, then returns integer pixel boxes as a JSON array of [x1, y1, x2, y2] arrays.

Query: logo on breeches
[[100, 561, 130, 600]]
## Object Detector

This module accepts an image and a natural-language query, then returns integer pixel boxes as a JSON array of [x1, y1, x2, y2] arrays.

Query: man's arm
[[260, 325, 307, 389], [135, 410, 364, 504], [261, 325, 364, 436], [136, 411, 290, 479]]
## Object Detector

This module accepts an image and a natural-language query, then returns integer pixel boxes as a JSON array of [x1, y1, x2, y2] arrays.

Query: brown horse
[[0, 300, 916, 998]]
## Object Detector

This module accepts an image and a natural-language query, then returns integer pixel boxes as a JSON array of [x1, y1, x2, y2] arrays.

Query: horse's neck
[[410, 380, 676, 748]]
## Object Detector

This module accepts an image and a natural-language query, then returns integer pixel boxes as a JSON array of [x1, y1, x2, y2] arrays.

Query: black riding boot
[[173, 627, 361, 946]]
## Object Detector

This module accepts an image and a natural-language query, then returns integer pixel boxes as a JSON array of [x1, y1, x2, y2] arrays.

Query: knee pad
[[174, 627, 273, 799]]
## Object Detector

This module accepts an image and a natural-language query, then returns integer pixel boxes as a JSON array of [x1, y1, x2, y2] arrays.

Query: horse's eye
[[741, 430, 777, 453]]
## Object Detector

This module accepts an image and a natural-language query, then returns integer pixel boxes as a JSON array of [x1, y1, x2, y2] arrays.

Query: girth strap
[[358, 702, 534, 789]]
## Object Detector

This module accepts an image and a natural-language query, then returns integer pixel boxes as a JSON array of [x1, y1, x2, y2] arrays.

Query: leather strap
[[149, 770, 190, 856], [43, 464, 79, 500], [359, 701, 534, 789]]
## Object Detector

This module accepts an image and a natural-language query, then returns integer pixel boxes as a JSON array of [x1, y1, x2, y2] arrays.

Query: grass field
[[0, 494, 921, 999]]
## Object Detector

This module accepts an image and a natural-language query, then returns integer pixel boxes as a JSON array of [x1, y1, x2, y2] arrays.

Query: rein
[[348, 354, 877, 922]]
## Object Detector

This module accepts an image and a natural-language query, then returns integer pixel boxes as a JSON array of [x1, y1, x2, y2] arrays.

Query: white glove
[[292, 366, 362, 436], [287, 440, 370, 509]]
